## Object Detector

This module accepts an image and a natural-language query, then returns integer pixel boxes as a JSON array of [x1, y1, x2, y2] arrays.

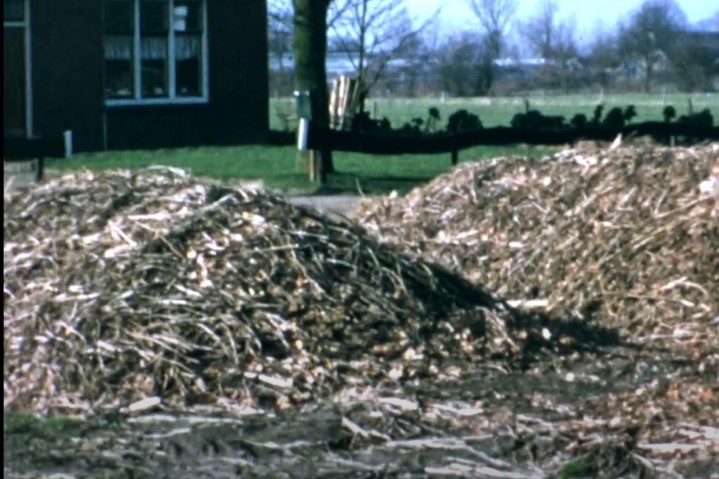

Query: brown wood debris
[[4, 167, 600, 415], [358, 143, 719, 359]]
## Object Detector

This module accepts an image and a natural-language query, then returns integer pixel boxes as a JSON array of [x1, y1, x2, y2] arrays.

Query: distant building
[[493, 57, 584, 86], [270, 52, 361, 80], [3, 0, 268, 152]]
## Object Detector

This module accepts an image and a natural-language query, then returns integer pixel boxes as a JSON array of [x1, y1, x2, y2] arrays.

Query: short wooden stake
[[308, 150, 317, 182]]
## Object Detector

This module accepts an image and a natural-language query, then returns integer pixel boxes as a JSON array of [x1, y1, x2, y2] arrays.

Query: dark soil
[[5, 347, 718, 478]]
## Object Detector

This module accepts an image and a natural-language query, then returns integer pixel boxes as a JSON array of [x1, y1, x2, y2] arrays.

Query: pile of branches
[[358, 144, 719, 358], [3, 168, 607, 415]]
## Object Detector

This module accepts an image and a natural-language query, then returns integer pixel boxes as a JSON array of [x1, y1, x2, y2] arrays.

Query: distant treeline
[[344, 104, 715, 138]]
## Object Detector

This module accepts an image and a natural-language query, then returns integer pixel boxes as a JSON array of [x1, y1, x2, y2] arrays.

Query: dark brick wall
[[30, 0, 268, 152]]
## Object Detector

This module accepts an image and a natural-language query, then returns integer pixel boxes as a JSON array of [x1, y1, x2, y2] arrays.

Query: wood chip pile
[[4, 168, 600, 415], [358, 144, 719, 358]]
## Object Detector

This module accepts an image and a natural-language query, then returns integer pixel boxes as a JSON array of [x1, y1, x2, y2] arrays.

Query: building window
[[4, 0, 32, 137], [105, 0, 135, 99], [4, 0, 25, 22], [104, 0, 207, 105], [174, 1, 203, 97]]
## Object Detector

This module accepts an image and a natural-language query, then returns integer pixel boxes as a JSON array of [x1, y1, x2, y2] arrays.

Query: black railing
[[306, 122, 719, 156]]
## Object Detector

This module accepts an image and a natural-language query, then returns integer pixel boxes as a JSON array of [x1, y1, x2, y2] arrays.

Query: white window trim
[[26, 0, 32, 135], [105, 0, 209, 107], [106, 96, 209, 106], [3, 0, 33, 137]]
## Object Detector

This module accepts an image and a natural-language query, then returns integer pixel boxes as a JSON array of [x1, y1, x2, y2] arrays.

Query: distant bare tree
[[618, 0, 687, 92], [268, 0, 294, 95], [523, 0, 559, 59], [521, 0, 578, 90], [328, 0, 438, 105], [467, 0, 516, 58], [672, 32, 719, 91], [268, 0, 349, 93], [466, 0, 517, 94], [552, 18, 579, 91], [586, 29, 621, 90], [436, 33, 487, 96]]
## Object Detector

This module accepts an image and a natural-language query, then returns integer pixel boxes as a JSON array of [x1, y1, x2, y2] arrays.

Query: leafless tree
[[522, 0, 558, 59], [520, 0, 579, 90], [436, 33, 487, 96], [268, 0, 349, 86], [618, 0, 687, 92], [328, 0, 439, 105], [553, 18, 579, 90], [268, 0, 295, 95], [465, 0, 517, 94], [291, 0, 335, 179], [466, 0, 516, 58], [671, 31, 719, 91], [586, 28, 621, 90]]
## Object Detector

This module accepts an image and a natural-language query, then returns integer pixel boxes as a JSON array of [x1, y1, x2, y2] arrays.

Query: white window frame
[[3, 0, 33, 136], [105, 0, 209, 106]]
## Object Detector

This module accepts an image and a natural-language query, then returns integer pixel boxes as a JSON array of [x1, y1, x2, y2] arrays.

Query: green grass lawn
[[48, 144, 557, 195], [46, 93, 717, 195]]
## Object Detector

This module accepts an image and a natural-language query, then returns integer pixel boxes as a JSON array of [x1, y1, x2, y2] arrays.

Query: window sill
[[105, 96, 209, 107]]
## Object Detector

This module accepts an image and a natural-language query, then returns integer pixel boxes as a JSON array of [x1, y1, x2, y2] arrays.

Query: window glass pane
[[4, 0, 24, 22], [102, 0, 207, 102], [140, 1, 168, 98], [175, 34, 201, 96], [173, 1, 202, 33], [140, 0, 168, 34], [105, 36, 134, 99], [141, 36, 168, 97], [104, 0, 133, 34]]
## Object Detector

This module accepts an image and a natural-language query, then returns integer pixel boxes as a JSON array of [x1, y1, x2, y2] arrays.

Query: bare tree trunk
[[294, 0, 334, 179], [357, 0, 368, 112], [644, 57, 653, 93]]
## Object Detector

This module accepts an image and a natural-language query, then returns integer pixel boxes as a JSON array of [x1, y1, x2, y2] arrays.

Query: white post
[[64, 130, 73, 158], [297, 118, 309, 151]]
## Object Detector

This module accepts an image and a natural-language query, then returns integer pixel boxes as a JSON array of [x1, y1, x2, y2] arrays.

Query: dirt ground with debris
[[4, 145, 719, 478], [4, 349, 718, 478]]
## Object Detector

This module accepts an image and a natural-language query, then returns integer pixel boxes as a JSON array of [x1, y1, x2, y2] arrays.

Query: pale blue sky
[[410, 0, 718, 45]]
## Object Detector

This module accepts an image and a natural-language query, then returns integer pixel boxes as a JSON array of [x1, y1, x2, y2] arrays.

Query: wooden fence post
[[307, 150, 326, 183], [451, 149, 458, 166]]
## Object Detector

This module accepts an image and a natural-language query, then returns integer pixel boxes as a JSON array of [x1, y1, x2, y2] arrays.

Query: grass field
[[271, 92, 719, 131], [46, 93, 717, 195], [49, 144, 557, 195]]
